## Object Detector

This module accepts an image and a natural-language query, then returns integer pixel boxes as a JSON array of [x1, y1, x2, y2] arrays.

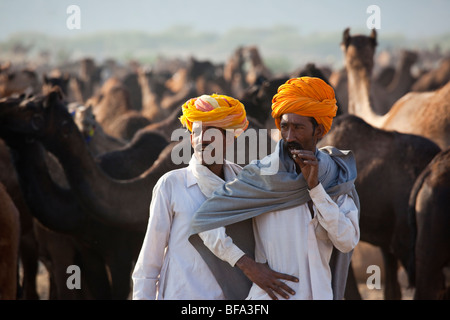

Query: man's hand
[[291, 149, 319, 189], [236, 255, 298, 300]]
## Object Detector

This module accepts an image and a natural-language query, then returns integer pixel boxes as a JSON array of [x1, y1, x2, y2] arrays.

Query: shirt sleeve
[[309, 183, 360, 253], [132, 177, 172, 300], [198, 227, 246, 267]]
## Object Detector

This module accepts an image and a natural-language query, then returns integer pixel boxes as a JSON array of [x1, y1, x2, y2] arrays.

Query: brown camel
[[319, 114, 441, 299], [88, 78, 150, 141], [408, 148, 450, 300], [243, 46, 272, 86], [0, 182, 20, 300], [224, 46, 247, 98], [0, 139, 40, 300], [224, 46, 272, 99], [342, 28, 450, 150], [1, 135, 140, 299], [0, 90, 178, 230], [411, 57, 450, 92], [137, 67, 166, 122], [0, 96, 161, 299], [95, 127, 169, 180], [69, 103, 126, 156], [42, 71, 71, 99], [383, 50, 418, 108], [0, 66, 41, 98]]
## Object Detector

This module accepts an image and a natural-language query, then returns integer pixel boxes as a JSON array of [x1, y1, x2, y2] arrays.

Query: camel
[[224, 46, 248, 98], [0, 182, 20, 300], [318, 114, 441, 299], [0, 93, 164, 299], [0, 65, 41, 98], [137, 67, 170, 122], [76, 58, 101, 103], [69, 103, 127, 156], [332, 49, 418, 116], [408, 148, 450, 300], [342, 28, 450, 150], [95, 126, 169, 180], [383, 50, 418, 108], [42, 71, 71, 99], [1, 135, 139, 299], [0, 139, 41, 300], [0, 90, 176, 230], [243, 46, 272, 86], [0, 98, 155, 298], [224, 46, 272, 99], [411, 57, 450, 92], [88, 77, 150, 141]]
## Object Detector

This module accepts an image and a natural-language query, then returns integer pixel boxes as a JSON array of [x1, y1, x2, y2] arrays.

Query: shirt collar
[[186, 165, 197, 188]]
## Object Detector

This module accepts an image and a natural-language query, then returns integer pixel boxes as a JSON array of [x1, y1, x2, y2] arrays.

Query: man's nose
[[285, 128, 295, 142]]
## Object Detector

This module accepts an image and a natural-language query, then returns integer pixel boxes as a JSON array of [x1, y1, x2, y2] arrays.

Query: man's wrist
[[235, 254, 253, 272], [308, 179, 319, 190]]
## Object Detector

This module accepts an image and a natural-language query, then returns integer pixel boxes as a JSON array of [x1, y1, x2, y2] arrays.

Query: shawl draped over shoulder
[[189, 140, 360, 300]]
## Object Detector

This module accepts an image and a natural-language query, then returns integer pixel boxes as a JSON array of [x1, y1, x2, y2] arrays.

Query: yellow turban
[[271, 77, 338, 135], [179, 94, 249, 137]]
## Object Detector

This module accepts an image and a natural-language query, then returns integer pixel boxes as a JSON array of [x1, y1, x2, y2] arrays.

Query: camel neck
[[346, 66, 385, 127], [42, 113, 153, 230], [10, 141, 85, 233]]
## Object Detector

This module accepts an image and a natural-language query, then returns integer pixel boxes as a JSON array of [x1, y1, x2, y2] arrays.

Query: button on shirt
[[132, 166, 244, 300]]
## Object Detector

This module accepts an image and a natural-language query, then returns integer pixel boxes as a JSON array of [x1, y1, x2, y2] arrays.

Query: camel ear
[[63, 72, 70, 83], [44, 88, 63, 109], [370, 28, 378, 46], [342, 28, 351, 47]]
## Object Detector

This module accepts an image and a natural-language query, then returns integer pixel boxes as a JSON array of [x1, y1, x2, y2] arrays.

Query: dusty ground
[[32, 241, 414, 300]]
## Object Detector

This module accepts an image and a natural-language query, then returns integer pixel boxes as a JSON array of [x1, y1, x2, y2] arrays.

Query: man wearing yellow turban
[[189, 77, 360, 300], [132, 94, 253, 300]]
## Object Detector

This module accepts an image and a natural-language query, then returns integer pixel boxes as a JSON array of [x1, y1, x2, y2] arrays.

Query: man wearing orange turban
[[189, 77, 360, 300], [271, 76, 338, 135]]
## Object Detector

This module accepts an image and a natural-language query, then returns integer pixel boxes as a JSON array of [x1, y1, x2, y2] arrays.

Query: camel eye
[[31, 114, 44, 131]]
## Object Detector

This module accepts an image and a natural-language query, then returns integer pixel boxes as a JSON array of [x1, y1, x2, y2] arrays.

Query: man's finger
[[266, 288, 278, 300], [273, 271, 299, 283], [272, 285, 290, 299], [276, 281, 296, 297]]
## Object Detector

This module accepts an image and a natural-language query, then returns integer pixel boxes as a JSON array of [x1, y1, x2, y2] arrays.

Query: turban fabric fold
[[271, 77, 338, 135], [179, 94, 249, 136]]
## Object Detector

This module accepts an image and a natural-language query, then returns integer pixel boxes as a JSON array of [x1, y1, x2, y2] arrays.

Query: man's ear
[[190, 132, 194, 148], [315, 124, 325, 140]]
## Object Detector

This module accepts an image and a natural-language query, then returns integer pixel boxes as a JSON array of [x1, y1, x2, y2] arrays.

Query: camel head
[[42, 71, 70, 96], [341, 28, 377, 73], [0, 68, 40, 98], [0, 88, 74, 146], [71, 103, 96, 139]]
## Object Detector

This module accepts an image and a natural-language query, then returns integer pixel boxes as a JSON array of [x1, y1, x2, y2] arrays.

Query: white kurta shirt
[[246, 182, 359, 300], [132, 164, 244, 300]]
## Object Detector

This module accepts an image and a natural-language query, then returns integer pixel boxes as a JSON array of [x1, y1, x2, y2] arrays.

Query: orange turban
[[271, 77, 338, 135], [179, 94, 249, 137]]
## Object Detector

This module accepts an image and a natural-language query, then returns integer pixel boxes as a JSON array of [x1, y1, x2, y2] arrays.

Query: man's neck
[[205, 163, 225, 180]]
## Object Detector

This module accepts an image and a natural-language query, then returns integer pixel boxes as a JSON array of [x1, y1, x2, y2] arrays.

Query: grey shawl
[[189, 139, 360, 300]]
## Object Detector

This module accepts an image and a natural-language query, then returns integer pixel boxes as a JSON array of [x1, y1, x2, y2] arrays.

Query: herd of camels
[[0, 28, 449, 300]]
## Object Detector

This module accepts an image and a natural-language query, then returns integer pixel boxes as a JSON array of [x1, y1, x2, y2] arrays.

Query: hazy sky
[[1, 0, 449, 40]]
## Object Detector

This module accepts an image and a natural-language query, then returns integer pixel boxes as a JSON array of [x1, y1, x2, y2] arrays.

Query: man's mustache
[[285, 141, 303, 150]]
